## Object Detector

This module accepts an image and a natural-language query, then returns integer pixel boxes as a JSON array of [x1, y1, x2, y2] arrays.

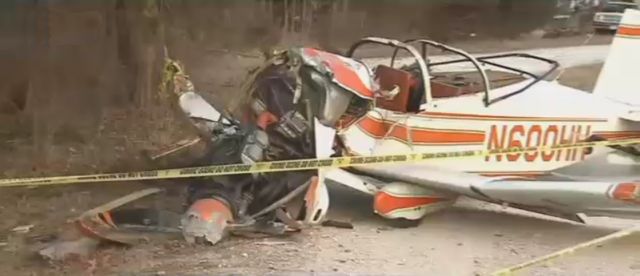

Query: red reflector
[[612, 183, 640, 203]]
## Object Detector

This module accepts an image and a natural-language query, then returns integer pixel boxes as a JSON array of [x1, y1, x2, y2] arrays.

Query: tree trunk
[[283, 0, 289, 34], [27, 0, 53, 166], [115, 0, 136, 104]]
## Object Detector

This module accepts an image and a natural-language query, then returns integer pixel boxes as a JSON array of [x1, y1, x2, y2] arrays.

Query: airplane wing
[[332, 162, 640, 222]]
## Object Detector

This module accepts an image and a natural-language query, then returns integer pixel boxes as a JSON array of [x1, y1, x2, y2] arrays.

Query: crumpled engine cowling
[[170, 58, 324, 245], [171, 46, 373, 244]]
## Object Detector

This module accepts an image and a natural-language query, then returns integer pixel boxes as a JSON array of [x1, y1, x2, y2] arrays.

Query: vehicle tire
[[386, 218, 422, 228]]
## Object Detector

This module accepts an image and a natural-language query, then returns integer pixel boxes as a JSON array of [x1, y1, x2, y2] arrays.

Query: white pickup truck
[[593, 1, 639, 31]]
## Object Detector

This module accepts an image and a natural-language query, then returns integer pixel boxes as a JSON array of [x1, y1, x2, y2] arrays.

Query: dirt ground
[[91, 184, 639, 276], [1, 33, 638, 276]]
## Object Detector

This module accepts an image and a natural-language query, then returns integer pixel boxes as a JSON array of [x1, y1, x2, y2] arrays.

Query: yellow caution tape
[[492, 224, 640, 276], [0, 138, 638, 188]]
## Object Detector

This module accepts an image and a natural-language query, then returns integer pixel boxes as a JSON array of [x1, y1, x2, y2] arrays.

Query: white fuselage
[[338, 80, 640, 177]]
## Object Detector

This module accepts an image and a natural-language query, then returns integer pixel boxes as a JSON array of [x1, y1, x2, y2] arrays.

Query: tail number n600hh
[[485, 124, 592, 162]]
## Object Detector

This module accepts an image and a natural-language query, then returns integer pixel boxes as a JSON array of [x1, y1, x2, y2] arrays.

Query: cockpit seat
[[374, 65, 414, 113]]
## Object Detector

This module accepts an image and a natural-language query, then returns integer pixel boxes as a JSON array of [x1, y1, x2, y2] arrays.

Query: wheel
[[386, 218, 422, 228]]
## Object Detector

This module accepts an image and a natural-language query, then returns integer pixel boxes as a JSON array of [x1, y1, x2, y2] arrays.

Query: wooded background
[[0, 0, 557, 169]]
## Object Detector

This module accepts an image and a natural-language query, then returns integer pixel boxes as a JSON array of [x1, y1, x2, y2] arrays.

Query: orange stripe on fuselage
[[356, 116, 486, 145], [595, 130, 640, 134], [593, 131, 640, 140], [618, 26, 640, 37], [477, 171, 548, 178], [417, 111, 607, 122]]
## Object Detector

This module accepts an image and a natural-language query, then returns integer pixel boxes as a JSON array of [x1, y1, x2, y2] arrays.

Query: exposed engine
[[168, 48, 371, 244]]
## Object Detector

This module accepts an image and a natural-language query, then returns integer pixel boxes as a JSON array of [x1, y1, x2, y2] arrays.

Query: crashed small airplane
[[139, 9, 640, 245]]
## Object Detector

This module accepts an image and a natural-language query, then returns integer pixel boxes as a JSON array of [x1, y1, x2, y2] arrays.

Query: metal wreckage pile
[[39, 47, 370, 260]]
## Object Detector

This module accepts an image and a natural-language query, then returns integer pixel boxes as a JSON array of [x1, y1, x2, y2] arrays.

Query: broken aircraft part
[[165, 58, 331, 245], [181, 197, 234, 245]]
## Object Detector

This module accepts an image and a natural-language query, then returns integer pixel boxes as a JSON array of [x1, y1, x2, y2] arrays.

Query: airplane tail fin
[[593, 8, 640, 106]]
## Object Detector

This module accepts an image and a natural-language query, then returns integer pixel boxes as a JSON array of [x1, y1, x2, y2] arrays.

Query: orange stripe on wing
[[99, 212, 117, 228], [356, 115, 486, 145], [304, 176, 319, 214], [374, 191, 447, 215]]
